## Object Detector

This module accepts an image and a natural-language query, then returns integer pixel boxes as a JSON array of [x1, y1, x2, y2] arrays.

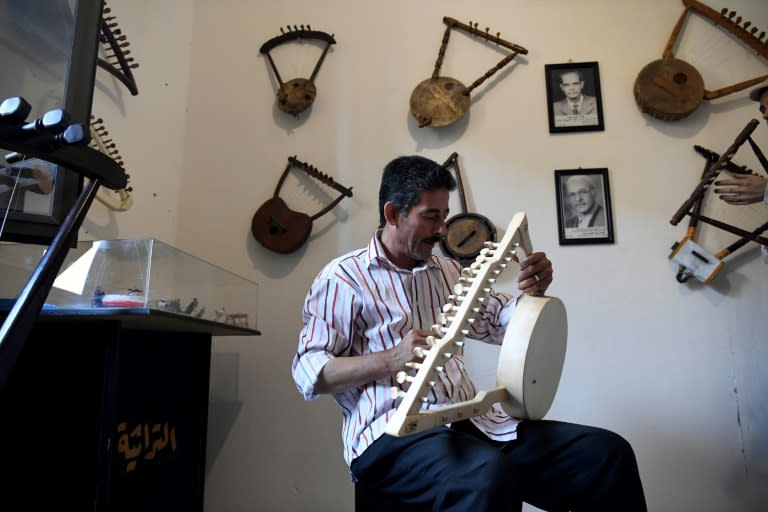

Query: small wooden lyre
[[251, 156, 352, 253], [410, 17, 528, 128], [260, 25, 336, 116]]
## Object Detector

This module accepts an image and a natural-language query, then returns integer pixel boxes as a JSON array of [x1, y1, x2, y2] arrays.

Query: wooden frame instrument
[[259, 25, 336, 116], [385, 212, 567, 437], [669, 119, 768, 283], [97, 1, 139, 96], [89, 116, 133, 212], [410, 17, 528, 128], [634, 0, 768, 120], [251, 156, 352, 254]]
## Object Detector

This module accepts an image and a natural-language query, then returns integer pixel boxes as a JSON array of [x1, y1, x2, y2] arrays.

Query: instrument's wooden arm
[[385, 386, 508, 437]]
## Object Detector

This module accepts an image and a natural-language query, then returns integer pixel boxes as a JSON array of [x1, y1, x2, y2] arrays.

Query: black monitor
[[0, 0, 103, 245]]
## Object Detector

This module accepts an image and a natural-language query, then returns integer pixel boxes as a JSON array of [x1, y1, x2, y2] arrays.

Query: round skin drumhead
[[497, 295, 567, 420], [410, 76, 470, 127]]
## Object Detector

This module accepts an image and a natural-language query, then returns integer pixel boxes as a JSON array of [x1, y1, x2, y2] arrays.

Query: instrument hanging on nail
[[88, 116, 133, 212], [97, 1, 139, 96], [386, 212, 567, 437], [251, 156, 353, 254], [669, 119, 768, 283], [410, 17, 528, 128], [439, 152, 496, 266], [634, 0, 768, 121], [260, 25, 336, 116]]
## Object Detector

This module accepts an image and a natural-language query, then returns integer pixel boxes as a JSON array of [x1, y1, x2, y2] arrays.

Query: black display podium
[[0, 308, 259, 511]]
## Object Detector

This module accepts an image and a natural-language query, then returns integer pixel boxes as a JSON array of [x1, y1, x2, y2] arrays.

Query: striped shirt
[[291, 231, 521, 468]]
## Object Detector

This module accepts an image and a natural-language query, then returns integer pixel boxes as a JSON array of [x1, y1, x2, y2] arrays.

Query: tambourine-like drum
[[497, 295, 567, 420]]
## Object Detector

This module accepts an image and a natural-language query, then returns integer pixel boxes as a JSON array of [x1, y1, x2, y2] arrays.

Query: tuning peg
[[22, 109, 70, 135], [720, 7, 727, 16], [0, 96, 32, 125], [728, 10, 735, 19], [279, 27, 284, 34], [390, 387, 406, 399]]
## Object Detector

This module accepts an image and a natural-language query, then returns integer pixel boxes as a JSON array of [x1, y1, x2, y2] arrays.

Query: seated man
[[292, 155, 647, 511]]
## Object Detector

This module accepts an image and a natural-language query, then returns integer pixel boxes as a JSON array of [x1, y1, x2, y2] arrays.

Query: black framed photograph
[[545, 61, 604, 133], [555, 168, 614, 245]]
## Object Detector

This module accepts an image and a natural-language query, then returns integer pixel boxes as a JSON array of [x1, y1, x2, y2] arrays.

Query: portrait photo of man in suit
[[563, 174, 606, 229], [553, 70, 598, 118], [546, 63, 604, 132]]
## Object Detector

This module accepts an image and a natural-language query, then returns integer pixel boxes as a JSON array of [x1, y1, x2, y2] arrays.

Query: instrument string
[[0, 168, 22, 237]]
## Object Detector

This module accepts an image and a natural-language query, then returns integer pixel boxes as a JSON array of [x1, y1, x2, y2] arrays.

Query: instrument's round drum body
[[410, 76, 470, 128], [497, 295, 567, 420], [277, 78, 316, 115], [634, 58, 704, 120]]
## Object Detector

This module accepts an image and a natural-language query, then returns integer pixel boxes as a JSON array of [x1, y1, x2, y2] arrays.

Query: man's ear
[[383, 201, 400, 226]]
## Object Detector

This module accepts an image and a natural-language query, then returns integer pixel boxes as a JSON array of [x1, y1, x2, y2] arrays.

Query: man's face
[[566, 180, 596, 215], [390, 189, 449, 266], [559, 72, 584, 100]]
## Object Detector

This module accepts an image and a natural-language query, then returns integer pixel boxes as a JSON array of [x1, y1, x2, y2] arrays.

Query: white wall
[[87, 1, 768, 511]]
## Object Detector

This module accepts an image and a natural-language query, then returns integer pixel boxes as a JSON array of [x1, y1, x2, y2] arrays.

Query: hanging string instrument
[[439, 152, 497, 266], [251, 156, 353, 254], [386, 212, 567, 437], [634, 0, 768, 121], [669, 119, 768, 282], [260, 25, 336, 116], [410, 17, 528, 128], [88, 116, 133, 211], [97, 1, 139, 96], [669, 144, 757, 283]]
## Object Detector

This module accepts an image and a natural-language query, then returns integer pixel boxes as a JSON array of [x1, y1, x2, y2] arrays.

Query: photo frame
[[555, 168, 614, 245], [545, 61, 604, 133]]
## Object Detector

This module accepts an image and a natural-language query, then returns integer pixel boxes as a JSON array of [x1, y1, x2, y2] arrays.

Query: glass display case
[[0, 237, 260, 335]]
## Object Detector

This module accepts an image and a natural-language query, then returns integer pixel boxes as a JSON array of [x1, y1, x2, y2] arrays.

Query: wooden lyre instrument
[[669, 119, 768, 283], [260, 25, 336, 116], [97, 1, 139, 96], [439, 152, 497, 266], [386, 212, 567, 437], [635, 0, 768, 121], [88, 116, 133, 212], [251, 156, 353, 254], [410, 17, 528, 128]]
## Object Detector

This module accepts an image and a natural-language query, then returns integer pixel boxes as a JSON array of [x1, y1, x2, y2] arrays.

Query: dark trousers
[[350, 419, 647, 512]]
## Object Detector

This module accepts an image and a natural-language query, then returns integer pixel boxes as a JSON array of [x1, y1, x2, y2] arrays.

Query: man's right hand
[[390, 328, 434, 373]]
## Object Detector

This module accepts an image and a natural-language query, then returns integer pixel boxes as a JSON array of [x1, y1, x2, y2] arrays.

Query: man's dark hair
[[378, 155, 456, 227]]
